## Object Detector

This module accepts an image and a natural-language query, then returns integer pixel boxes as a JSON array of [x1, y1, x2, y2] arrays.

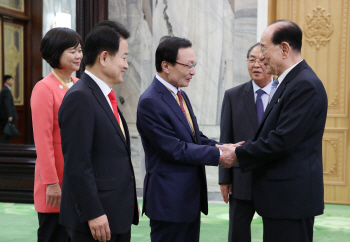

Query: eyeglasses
[[246, 59, 263, 65], [260, 46, 271, 55], [175, 61, 197, 70]]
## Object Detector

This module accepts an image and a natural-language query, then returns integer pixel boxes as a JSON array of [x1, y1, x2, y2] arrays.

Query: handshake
[[216, 141, 245, 168]]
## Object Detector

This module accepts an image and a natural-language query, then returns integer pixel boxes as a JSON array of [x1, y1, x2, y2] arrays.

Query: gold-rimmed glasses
[[260, 46, 271, 55], [246, 59, 263, 65]]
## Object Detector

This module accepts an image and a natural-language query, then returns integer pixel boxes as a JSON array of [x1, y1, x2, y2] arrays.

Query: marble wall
[[109, 0, 259, 198]]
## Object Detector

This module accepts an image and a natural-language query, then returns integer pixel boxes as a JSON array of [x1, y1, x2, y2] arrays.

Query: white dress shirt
[[276, 59, 304, 88], [85, 70, 114, 112]]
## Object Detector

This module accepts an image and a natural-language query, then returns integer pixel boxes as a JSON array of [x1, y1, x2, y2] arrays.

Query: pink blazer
[[31, 72, 78, 213]]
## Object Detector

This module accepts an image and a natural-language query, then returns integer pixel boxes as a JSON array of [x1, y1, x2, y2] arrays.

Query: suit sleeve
[[236, 79, 325, 171], [218, 91, 233, 183], [137, 97, 220, 166], [3, 89, 13, 118], [59, 90, 105, 222], [31, 82, 59, 184]]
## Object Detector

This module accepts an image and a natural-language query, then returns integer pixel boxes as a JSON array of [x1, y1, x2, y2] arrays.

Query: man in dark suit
[[136, 36, 237, 242], [0, 75, 18, 143], [219, 42, 273, 242], [58, 21, 139, 242], [217, 20, 328, 242]]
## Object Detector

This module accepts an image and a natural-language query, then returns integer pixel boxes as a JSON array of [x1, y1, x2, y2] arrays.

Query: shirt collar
[[85, 70, 112, 97], [277, 59, 303, 85], [252, 76, 273, 94], [156, 74, 180, 94], [4, 84, 11, 90]]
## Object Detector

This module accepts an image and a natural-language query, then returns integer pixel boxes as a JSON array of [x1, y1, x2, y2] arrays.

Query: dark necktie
[[176, 91, 187, 118], [269, 78, 279, 101], [107, 90, 120, 125], [256, 89, 265, 125]]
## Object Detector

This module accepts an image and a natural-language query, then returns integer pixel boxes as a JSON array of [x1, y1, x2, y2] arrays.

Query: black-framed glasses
[[175, 61, 197, 70]]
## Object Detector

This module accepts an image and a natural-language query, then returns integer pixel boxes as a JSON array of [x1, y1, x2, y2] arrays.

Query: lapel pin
[[277, 98, 280, 103], [59, 85, 63, 89]]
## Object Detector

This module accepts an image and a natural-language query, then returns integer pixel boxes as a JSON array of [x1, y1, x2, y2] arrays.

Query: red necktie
[[108, 90, 120, 125], [176, 91, 187, 118]]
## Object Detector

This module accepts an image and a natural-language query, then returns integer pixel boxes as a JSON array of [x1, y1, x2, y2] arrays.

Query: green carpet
[[0, 201, 349, 242]]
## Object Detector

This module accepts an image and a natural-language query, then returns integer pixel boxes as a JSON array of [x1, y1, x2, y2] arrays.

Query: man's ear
[[280, 42, 290, 58], [161, 61, 170, 74], [99, 51, 108, 66]]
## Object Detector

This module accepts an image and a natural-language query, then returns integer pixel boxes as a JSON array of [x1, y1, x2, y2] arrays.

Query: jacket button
[[130, 176, 134, 181]]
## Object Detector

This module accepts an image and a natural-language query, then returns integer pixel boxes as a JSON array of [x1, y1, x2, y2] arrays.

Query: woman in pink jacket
[[31, 27, 82, 242]]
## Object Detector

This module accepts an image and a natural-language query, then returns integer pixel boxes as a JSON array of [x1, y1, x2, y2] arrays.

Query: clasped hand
[[217, 141, 244, 168]]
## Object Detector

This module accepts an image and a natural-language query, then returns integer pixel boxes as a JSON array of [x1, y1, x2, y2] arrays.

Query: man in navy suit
[[218, 20, 328, 242], [219, 43, 273, 242], [59, 21, 139, 242], [136, 36, 238, 242], [0, 75, 18, 143]]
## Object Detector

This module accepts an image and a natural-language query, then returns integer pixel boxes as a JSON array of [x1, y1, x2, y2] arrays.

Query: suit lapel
[[119, 109, 131, 155], [153, 78, 195, 140], [255, 60, 308, 137], [180, 91, 198, 142], [242, 81, 259, 132], [82, 73, 128, 149]]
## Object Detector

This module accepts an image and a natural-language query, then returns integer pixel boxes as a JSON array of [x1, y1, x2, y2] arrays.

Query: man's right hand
[[88, 214, 111, 242], [220, 183, 232, 204]]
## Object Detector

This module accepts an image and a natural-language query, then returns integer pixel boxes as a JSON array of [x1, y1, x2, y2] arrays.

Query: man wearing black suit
[[0, 75, 18, 143], [58, 21, 139, 242], [217, 20, 328, 242], [219, 43, 272, 242]]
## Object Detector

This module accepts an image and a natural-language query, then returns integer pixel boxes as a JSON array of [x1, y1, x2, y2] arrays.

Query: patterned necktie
[[269, 78, 279, 101], [256, 89, 265, 125], [107, 90, 120, 125], [176, 91, 187, 118]]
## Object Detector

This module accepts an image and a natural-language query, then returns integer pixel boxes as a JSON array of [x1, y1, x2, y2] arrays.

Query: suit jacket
[[236, 60, 328, 219], [136, 77, 220, 223], [31, 73, 78, 213], [219, 81, 258, 200], [58, 72, 139, 234], [0, 85, 18, 121]]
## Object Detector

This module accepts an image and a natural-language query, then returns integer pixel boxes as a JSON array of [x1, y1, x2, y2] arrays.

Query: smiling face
[[260, 24, 283, 76], [59, 44, 83, 73], [247, 46, 272, 88], [105, 38, 129, 85], [167, 47, 196, 88]]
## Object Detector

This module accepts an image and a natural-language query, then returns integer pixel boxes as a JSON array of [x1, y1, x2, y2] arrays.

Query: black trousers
[[37, 212, 70, 242], [150, 213, 201, 242], [228, 196, 255, 242], [66, 228, 131, 242], [263, 216, 315, 242]]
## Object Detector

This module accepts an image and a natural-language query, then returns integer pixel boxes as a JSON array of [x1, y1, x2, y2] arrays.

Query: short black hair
[[246, 42, 261, 59], [3, 75, 13, 83], [155, 36, 192, 72], [40, 27, 82, 69], [270, 20, 302, 52], [84, 20, 130, 66]]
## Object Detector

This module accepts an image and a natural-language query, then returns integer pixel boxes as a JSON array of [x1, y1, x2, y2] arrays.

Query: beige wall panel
[[274, 0, 350, 204]]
